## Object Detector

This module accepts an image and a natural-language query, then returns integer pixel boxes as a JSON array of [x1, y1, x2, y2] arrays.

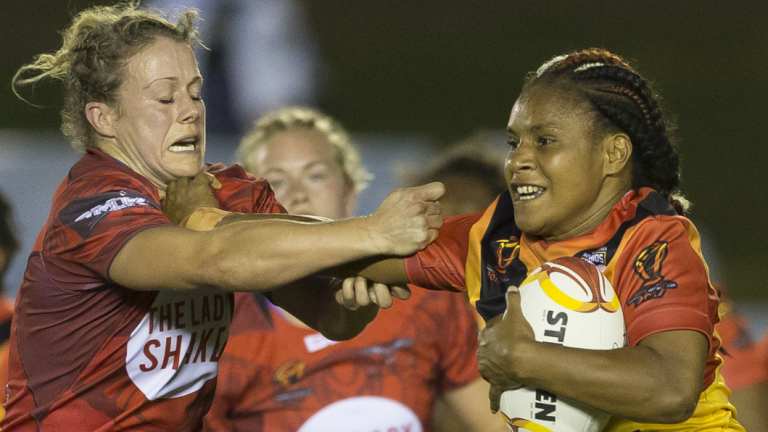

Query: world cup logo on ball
[[499, 256, 626, 432]]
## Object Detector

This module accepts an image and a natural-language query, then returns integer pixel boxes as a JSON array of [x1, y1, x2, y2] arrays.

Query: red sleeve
[[50, 181, 170, 283], [432, 292, 481, 391], [613, 217, 718, 348], [404, 213, 480, 292]]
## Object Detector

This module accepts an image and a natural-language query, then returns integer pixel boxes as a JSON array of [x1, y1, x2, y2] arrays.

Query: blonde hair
[[238, 106, 373, 193], [11, 2, 201, 151]]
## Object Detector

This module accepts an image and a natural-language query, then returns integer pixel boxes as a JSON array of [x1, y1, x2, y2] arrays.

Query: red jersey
[[3, 149, 283, 431], [406, 188, 739, 429], [203, 287, 479, 432]]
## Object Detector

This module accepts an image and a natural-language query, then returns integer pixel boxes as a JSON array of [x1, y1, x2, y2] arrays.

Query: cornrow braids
[[528, 48, 687, 212]]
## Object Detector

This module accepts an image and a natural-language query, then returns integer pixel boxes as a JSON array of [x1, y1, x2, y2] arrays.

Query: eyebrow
[[507, 123, 561, 133], [143, 76, 203, 89], [302, 161, 332, 171]]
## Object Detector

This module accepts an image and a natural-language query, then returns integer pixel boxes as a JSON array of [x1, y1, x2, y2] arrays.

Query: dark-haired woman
[[333, 48, 744, 429], [5, 4, 442, 430]]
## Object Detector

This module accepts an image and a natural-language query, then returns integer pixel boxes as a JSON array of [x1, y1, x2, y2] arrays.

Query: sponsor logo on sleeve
[[627, 241, 678, 307], [59, 190, 157, 238]]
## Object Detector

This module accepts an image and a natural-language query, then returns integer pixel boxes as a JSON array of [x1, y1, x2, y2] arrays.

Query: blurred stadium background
[[0, 1, 765, 332]]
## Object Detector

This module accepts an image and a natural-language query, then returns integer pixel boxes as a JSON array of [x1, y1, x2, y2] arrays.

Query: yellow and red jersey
[[3, 149, 284, 431], [405, 188, 743, 430], [203, 287, 480, 432]]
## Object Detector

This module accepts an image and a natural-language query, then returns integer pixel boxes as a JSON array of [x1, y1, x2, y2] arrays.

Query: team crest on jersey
[[494, 239, 520, 274], [628, 241, 678, 307], [60, 190, 156, 238], [275, 360, 307, 387]]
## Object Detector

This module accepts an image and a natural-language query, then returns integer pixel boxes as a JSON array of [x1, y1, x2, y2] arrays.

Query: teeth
[[514, 185, 544, 201], [169, 144, 196, 153]]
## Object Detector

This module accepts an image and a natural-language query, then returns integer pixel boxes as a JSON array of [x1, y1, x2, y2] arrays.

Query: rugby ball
[[499, 256, 625, 432]]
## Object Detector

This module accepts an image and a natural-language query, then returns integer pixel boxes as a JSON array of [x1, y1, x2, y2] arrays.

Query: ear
[[603, 133, 632, 176], [84, 102, 118, 139]]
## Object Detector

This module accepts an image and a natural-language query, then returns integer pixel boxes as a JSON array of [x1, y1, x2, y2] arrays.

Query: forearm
[[514, 339, 701, 422], [330, 257, 410, 286], [269, 276, 378, 340], [201, 217, 382, 292]]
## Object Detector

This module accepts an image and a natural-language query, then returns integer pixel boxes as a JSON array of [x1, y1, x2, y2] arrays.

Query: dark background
[[1, 1, 765, 299]]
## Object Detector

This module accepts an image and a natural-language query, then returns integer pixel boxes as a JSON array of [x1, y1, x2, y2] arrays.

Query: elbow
[[640, 384, 698, 423], [316, 306, 374, 341], [317, 317, 368, 341]]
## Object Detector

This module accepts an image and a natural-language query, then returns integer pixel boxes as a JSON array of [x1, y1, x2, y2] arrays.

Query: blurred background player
[[400, 130, 507, 217], [718, 303, 768, 430], [202, 107, 504, 432], [0, 191, 19, 420], [701, 232, 768, 430]]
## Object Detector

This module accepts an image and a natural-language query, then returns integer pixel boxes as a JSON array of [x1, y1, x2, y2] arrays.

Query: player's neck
[[97, 141, 166, 192]]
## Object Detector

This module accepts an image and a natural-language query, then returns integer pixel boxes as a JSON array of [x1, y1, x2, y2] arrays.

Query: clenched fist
[[365, 182, 445, 256]]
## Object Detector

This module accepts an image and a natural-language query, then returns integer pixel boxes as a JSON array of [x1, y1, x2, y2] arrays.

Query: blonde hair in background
[[238, 106, 373, 193], [11, 2, 201, 151]]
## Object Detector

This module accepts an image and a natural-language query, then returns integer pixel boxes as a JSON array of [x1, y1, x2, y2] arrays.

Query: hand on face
[[477, 286, 535, 412], [366, 182, 445, 256], [163, 171, 220, 225], [334, 276, 411, 310]]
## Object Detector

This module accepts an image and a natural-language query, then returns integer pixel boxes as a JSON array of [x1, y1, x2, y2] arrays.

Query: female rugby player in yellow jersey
[[334, 48, 745, 430]]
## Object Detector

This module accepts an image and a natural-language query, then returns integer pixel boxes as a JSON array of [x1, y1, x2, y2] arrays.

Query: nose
[[281, 178, 310, 211], [505, 141, 537, 177], [178, 95, 202, 124]]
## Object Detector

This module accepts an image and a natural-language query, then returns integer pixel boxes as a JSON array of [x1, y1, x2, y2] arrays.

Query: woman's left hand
[[163, 171, 221, 225], [477, 286, 537, 412]]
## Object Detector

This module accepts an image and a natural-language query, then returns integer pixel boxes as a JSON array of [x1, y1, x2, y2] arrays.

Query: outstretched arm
[[143, 174, 421, 339], [110, 174, 444, 293]]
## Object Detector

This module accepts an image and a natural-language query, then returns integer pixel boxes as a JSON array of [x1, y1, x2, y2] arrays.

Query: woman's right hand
[[365, 182, 445, 256]]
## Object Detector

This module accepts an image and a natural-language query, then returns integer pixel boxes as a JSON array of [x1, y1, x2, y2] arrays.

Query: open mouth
[[511, 184, 546, 202], [169, 136, 199, 153]]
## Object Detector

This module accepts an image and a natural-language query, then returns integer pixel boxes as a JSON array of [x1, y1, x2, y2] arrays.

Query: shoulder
[[63, 150, 160, 204], [207, 163, 281, 214], [622, 214, 696, 254]]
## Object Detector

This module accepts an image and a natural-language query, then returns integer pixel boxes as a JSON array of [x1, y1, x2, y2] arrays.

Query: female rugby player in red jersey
[[5, 4, 442, 430], [333, 48, 745, 430]]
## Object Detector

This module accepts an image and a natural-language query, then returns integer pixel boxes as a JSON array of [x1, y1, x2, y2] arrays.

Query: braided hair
[[527, 48, 688, 213]]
